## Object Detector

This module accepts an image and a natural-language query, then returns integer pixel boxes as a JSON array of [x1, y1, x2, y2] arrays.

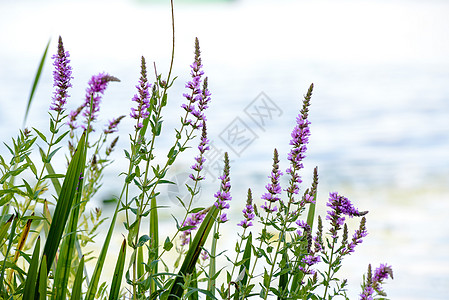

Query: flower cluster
[[130, 56, 151, 129], [360, 264, 393, 299], [50, 36, 73, 113], [326, 192, 367, 238], [341, 216, 368, 255], [68, 73, 119, 130], [299, 254, 321, 275], [180, 209, 208, 246], [296, 219, 311, 237], [214, 152, 231, 222], [238, 189, 255, 228], [104, 115, 125, 134], [189, 123, 210, 182], [181, 38, 211, 129], [286, 84, 313, 196], [261, 149, 283, 213]]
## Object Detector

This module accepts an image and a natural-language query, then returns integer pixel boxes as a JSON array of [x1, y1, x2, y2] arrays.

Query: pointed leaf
[[109, 239, 126, 300]]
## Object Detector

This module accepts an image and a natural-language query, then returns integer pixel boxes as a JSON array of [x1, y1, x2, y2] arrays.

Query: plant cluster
[[0, 4, 392, 300]]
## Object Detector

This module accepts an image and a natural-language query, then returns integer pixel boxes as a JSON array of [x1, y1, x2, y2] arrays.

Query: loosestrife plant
[[0, 4, 392, 300]]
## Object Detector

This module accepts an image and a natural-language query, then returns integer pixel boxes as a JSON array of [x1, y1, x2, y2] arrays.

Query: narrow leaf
[[109, 239, 126, 300], [23, 38, 50, 126], [71, 256, 85, 300], [22, 237, 41, 299]]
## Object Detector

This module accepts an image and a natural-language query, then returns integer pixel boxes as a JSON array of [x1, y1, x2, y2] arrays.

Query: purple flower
[[180, 209, 207, 246], [189, 123, 210, 181], [326, 192, 367, 239], [182, 38, 211, 130], [372, 263, 394, 293], [296, 219, 311, 236], [214, 153, 231, 222], [84, 73, 120, 122], [104, 115, 125, 134], [359, 263, 393, 300], [341, 217, 368, 255], [261, 202, 278, 213], [261, 149, 283, 203], [68, 73, 119, 130], [50, 36, 73, 113], [238, 189, 255, 229], [373, 263, 393, 283], [285, 84, 313, 196], [299, 254, 321, 275], [302, 254, 321, 266], [201, 249, 209, 261], [130, 56, 151, 129]]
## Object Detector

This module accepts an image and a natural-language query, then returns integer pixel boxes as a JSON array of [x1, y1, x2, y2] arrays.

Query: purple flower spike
[[373, 263, 393, 283], [130, 56, 151, 129], [104, 115, 125, 134], [182, 38, 211, 130], [180, 209, 208, 246], [326, 192, 368, 239], [189, 123, 210, 182], [84, 73, 120, 122], [261, 149, 283, 203], [299, 254, 321, 275], [50, 36, 73, 113], [68, 72, 119, 130], [238, 189, 255, 229], [286, 84, 313, 196], [214, 153, 231, 221], [341, 216, 368, 255], [296, 219, 311, 236], [360, 264, 393, 300]]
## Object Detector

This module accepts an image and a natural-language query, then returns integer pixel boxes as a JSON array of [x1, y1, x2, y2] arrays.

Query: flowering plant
[[0, 3, 392, 299]]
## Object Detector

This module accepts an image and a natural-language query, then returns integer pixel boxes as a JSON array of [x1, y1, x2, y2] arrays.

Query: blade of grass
[[34, 132, 86, 298], [38, 255, 48, 300], [137, 246, 144, 294], [0, 214, 18, 294], [149, 195, 158, 294], [71, 256, 85, 300], [109, 239, 127, 300], [8, 215, 33, 284], [168, 205, 219, 299], [23, 39, 51, 127], [188, 268, 198, 300], [53, 169, 85, 300], [23, 237, 41, 299], [85, 198, 120, 300], [0, 215, 14, 248]]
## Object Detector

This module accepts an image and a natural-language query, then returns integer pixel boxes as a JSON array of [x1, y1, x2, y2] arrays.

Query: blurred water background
[[1, 0, 449, 298]]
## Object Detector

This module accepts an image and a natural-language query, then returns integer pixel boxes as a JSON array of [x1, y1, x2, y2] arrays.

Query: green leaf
[[109, 239, 126, 300], [22, 237, 40, 299], [149, 196, 159, 294], [163, 237, 173, 252], [53, 143, 85, 300], [169, 205, 219, 299], [0, 215, 14, 248], [33, 128, 48, 144], [0, 214, 18, 293], [71, 256, 85, 300], [39, 255, 48, 300], [238, 232, 252, 286], [137, 235, 151, 247], [23, 39, 50, 126], [35, 132, 86, 298]]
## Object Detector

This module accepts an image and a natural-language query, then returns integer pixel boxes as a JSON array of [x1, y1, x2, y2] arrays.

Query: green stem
[[322, 237, 337, 299]]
